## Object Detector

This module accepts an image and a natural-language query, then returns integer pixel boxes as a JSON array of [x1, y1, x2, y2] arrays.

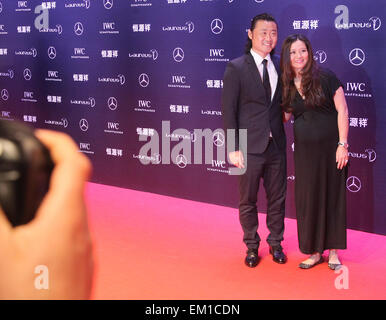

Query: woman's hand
[[336, 145, 349, 170]]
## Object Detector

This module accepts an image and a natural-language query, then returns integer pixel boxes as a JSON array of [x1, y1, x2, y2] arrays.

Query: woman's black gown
[[291, 69, 347, 254]]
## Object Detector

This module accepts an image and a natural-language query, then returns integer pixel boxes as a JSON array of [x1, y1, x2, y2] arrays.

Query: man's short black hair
[[245, 13, 278, 54]]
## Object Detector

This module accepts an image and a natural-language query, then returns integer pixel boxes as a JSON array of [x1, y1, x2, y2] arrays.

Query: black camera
[[0, 120, 53, 226]]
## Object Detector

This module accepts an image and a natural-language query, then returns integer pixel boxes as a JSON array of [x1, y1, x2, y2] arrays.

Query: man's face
[[248, 20, 278, 57]]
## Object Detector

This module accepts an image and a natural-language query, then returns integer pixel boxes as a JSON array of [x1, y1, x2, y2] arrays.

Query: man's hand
[[228, 150, 245, 169]]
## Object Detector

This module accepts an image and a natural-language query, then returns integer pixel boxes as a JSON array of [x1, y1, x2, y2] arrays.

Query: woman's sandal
[[299, 255, 324, 269], [328, 256, 342, 270]]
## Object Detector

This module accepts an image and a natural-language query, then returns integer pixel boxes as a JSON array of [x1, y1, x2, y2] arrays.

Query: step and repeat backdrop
[[0, 0, 385, 235]]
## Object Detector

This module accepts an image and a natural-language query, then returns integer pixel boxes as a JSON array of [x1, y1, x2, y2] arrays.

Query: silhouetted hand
[[0, 130, 94, 299]]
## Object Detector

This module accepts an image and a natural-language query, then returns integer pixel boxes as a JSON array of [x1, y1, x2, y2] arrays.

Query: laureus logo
[[118, 74, 125, 85], [369, 17, 381, 31], [314, 50, 327, 64], [150, 49, 158, 60], [335, 5, 381, 31], [62, 118, 68, 128], [365, 149, 376, 162], [89, 97, 96, 107], [186, 21, 194, 33], [31, 48, 38, 57]]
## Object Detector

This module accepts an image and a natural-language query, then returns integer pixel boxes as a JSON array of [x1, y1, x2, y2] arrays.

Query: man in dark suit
[[222, 13, 287, 268]]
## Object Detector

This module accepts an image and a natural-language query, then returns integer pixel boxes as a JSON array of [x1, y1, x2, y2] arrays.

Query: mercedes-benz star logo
[[173, 47, 184, 62], [79, 118, 89, 132], [314, 50, 327, 64], [369, 17, 381, 31], [1, 89, 9, 101], [74, 22, 84, 36], [0, 2, 3, 13], [108, 97, 118, 110], [139, 73, 149, 87], [8, 70, 14, 79], [213, 132, 225, 147], [175, 154, 188, 169], [103, 0, 113, 9], [48, 46, 56, 59], [346, 176, 361, 193], [84, 0, 91, 9], [23, 68, 32, 81], [211, 19, 223, 34], [349, 48, 365, 66]]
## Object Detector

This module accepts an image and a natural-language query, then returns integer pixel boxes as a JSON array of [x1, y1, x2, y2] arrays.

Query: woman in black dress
[[280, 34, 349, 269]]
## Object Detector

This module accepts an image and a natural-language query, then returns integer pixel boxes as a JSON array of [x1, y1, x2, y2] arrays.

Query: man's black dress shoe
[[269, 245, 287, 264], [245, 250, 259, 268]]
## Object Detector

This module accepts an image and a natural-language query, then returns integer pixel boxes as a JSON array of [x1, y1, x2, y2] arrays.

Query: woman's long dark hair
[[280, 34, 324, 112]]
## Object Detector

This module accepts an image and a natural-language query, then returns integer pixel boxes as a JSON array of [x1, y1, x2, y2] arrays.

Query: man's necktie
[[262, 59, 271, 103]]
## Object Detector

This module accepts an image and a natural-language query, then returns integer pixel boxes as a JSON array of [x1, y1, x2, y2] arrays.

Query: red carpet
[[85, 182, 386, 300]]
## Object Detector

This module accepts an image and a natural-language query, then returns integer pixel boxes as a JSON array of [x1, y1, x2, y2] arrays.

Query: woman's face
[[289, 40, 309, 74]]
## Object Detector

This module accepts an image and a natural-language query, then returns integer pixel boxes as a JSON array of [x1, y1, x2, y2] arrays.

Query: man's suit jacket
[[222, 52, 286, 154]]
